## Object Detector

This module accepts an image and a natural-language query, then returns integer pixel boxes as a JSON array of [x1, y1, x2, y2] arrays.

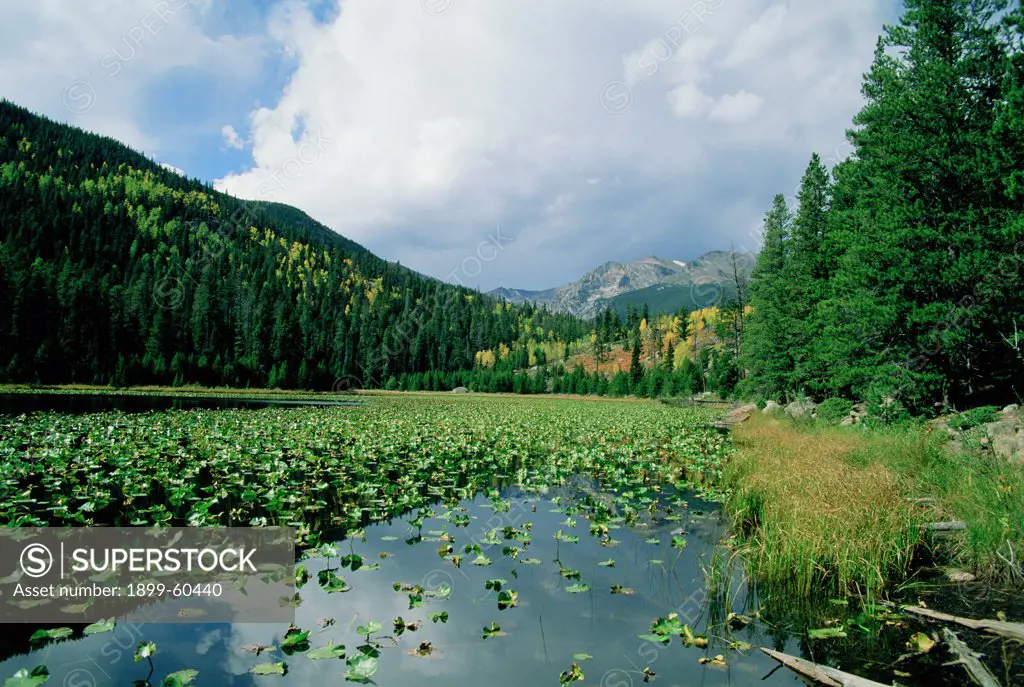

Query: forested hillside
[[0, 101, 586, 389], [742, 0, 1024, 413]]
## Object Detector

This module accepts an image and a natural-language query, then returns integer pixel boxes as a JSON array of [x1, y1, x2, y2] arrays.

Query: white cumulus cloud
[[221, 124, 246, 150], [0, 0, 900, 290]]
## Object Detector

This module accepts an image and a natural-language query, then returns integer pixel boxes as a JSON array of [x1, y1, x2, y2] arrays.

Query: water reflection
[[1, 483, 1015, 686]]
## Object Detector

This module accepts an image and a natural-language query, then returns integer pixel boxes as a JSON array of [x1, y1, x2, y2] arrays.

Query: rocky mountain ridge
[[489, 251, 754, 318]]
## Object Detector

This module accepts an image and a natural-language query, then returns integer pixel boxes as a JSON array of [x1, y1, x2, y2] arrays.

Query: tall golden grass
[[725, 415, 924, 596]]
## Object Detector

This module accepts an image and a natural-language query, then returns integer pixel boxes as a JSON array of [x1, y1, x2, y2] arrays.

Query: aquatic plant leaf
[[163, 669, 198, 686], [907, 632, 935, 653], [295, 565, 310, 588], [808, 627, 847, 639], [318, 570, 351, 593], [83, 619, 115, 635], [356, 622, 382, 637], [650, 614, 685, 637], [281, 626, 311, 651], [344, 654, 378, 681], [3, 666, 50, 687], [422, 584, 452, 599], [249, 662, 286, 676], [497, 589, 519, 609], [482, 622, 504, 639], [307, 641, 346, 660], [559, 662, 584, 684], [29, 628, 72, 643]]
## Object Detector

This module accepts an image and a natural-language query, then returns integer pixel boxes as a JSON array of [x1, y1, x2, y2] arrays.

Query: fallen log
[[923, 521, 968, 531], [890, 604, 1024, 643], [760, 648, 888, 687], [941, 628, 999, 687]]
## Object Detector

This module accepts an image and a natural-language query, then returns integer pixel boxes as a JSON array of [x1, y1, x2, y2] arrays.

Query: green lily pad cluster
[[0, 397, 729, 539]]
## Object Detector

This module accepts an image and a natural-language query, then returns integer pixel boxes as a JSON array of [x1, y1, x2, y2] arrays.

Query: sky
[[0, 0, 902, 291]]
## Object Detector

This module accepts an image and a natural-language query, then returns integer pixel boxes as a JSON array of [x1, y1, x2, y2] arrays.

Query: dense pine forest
[[0, 101, 589, 390], [742, 0, 1024, 413], [0, 101, 745, 397]]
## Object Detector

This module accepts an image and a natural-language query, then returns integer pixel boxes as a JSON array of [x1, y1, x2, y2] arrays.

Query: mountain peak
[[489, 250, 753, 318]]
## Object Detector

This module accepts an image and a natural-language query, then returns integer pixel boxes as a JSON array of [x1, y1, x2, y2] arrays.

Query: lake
[[0, 395, 1019, 686], [1, 480, 998, 686], [0, 392, 362, 416]]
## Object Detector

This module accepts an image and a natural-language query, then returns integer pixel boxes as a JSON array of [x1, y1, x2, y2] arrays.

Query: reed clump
[[725, 415, 924, 596]]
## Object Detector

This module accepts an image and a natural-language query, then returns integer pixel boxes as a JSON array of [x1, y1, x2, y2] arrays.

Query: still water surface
[[4, 479, 1000, 686], [0, 392, 361, 416]]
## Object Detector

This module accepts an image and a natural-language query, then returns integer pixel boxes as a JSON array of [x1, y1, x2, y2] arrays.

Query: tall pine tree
[[740, 194, 793, 399], [819, 0, 1019, 409]]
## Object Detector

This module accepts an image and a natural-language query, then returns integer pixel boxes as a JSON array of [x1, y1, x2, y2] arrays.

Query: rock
[[946, 569, 977, 584], [451, 386, 470, 394], [727, 404, 757, 421], [984, 419, 1021, 461], [1004, 404, 1020, 413], [840, 416, 856, 426], [762, 400, 783, 416], [929, 417, 956, 438], [851, 403, 868, 417], [785, 399, 818, 419]]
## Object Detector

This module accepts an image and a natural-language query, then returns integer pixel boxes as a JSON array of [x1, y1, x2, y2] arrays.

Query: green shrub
[[864, 394, 911, 426], [817, 398, 853, 424], [947, 406, 999, 431]]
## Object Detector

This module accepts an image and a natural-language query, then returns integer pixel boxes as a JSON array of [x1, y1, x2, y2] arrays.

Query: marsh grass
[[727, 414, 1024, 594], [725, 415, 924, 596], [866, 425, 1024, 583]]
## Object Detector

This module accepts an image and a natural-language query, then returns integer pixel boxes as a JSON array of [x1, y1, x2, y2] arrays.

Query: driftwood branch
[[941, 628, 1000, 687], [893, 604, 1024, 643], [760, 648, 888, 687]]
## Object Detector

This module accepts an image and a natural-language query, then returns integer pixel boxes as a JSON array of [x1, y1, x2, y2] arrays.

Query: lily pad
[[808, 627, 848, 640], [83, 619, 116, 635], [3, 666, 49, 687], [29, 628, 72, 643], [163, 669, 198, 686], [344, 654, 378, 682], [249, 662, 286, 676], [307, 641, 346, 660]]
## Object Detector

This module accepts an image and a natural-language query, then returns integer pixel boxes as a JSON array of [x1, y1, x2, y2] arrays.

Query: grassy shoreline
[[724, 412, 1024, 596]]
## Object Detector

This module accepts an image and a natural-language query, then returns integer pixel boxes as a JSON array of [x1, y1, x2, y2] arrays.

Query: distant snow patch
[[673, 260, 687, 268]]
